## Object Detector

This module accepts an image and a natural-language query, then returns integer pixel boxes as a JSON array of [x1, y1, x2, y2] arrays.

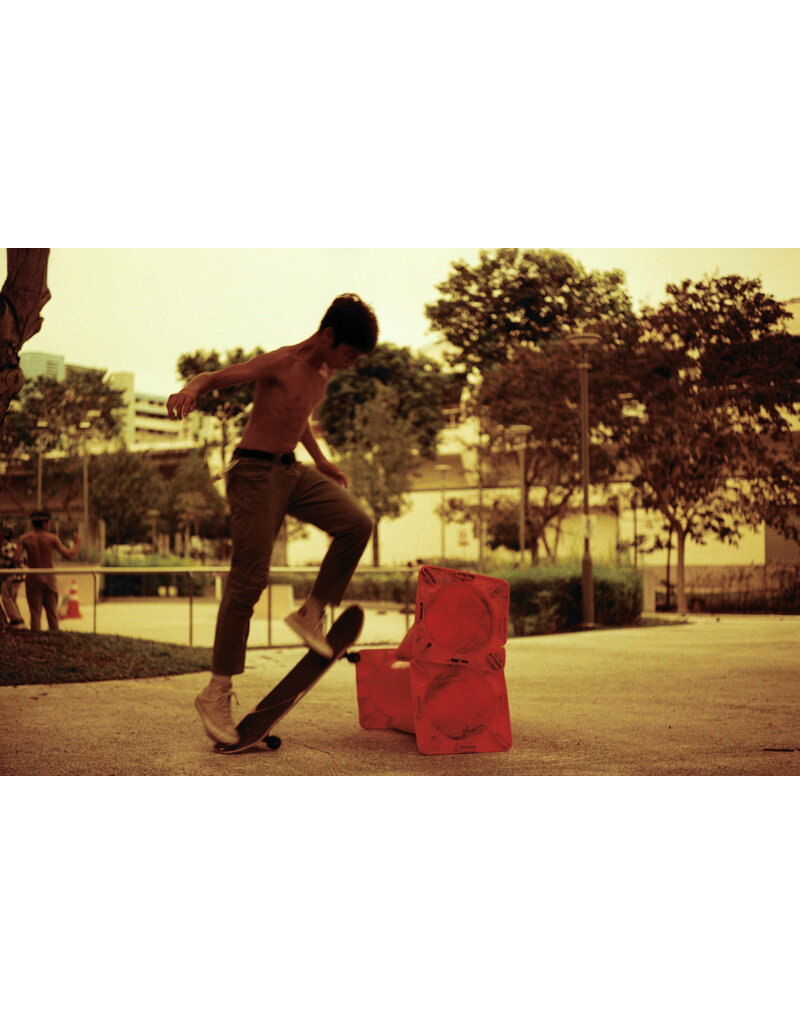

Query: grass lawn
[[1, 629, 212, 685]]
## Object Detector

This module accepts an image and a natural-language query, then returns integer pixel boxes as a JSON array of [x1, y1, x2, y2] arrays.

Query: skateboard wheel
[[265, 735, 282, 750], [346, 651, 361, 663]]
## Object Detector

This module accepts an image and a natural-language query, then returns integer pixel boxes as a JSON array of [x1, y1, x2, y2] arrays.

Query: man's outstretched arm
[[166, 351, 279, 420]]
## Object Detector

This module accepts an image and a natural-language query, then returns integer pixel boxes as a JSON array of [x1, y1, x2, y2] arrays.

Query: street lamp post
[[35, 418, 48, 507], [147, 509, 160, 554], [79, 410, 101, 554], [436, 464, 448, 561], [567, 333, 601, 628], [476, 433, 489, 574], [507, 425, 532, 566]]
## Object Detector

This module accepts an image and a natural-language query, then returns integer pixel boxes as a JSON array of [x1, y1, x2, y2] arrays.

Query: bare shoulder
[[247, 345, 300, 379]]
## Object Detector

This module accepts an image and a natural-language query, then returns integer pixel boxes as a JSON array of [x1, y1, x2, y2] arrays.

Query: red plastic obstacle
[[355, 649, 415, 735], [413, 565, 509, 671], [410, 660, 512, 755], [357, 565, 513, 755]]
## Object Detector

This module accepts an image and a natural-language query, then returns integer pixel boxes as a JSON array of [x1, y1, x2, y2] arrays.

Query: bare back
[[18, 529, 77, 590], [20, 531, 71, 570]]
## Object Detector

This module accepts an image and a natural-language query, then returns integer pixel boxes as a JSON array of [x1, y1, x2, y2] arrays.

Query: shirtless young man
[[16, 512, 81, 630], [166, 294, 377, 745]]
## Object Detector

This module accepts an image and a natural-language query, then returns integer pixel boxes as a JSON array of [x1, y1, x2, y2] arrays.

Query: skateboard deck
[[215, 604, 364, 754]]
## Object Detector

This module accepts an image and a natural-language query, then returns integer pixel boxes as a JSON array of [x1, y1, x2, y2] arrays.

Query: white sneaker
[[285, 610, 334, 658], [195, 684, 239, 745]]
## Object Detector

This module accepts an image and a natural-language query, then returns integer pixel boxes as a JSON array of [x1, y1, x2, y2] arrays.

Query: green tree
[[426, 249, 636, 563], [317, 344, 447, 564], [618, 275, 800, 614], [317, 343, 446, 459], [0, 367, 124, 516], [176, 347, 264, 464], [425, 248, 636, 379], [327, 382, 422, 566], [476, 345, 627, 563], [164, 455, 227, 542], [442, 494, 530, 560], [91, 450, 168, 545]]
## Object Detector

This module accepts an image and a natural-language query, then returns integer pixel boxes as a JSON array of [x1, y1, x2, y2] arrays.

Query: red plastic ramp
[[355, 649, 415, 735], [355, 566, 514, 755], [410, 660, 512, 755], [413, 565, 509, 671]]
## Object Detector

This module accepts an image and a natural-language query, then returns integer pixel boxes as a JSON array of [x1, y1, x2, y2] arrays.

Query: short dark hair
[[31, 510, 51, 528], [320, 294, 378, 354]]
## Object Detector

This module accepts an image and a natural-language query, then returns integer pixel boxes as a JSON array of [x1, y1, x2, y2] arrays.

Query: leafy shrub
[[100, 553, 211, 598], [498, 564, 642, 636], [274, 570, 417, 607], [279, 563, 641, 635]]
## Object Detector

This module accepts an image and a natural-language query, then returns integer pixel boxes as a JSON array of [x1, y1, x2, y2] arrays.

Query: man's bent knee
[[353, 511, 374, 548], [224, 570, 267, 610]]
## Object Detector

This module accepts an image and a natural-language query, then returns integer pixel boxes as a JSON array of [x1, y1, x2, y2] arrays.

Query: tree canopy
[[475, 343, 623, 562], [0, 367, 125, 517], [91, 449, 168, 545], [176, 347, 264, 460], [426, 248, 636, 562], [318, 344, 447, 564], [618, 275, 800, 612], [425, 248, 637, 378], [164, 454, 227, 540], [317, 343, 446, 459]]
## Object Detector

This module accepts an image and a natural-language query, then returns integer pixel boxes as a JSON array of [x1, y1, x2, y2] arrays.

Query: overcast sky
[[26, 247, 800, 398]]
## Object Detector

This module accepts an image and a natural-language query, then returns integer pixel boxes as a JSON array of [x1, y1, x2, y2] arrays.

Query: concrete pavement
[[1, 613, 798, 775]]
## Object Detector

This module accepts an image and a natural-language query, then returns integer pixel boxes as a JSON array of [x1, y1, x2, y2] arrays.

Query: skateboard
[[215, 604, 364, 754]]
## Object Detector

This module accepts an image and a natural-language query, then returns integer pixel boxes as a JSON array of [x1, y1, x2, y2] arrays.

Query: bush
[[274, 563, 642, 636], [100, 552, 212, 598], [498, 564, 642, 636], [274, 570, 417, 607], [275, 563, 642, 637]]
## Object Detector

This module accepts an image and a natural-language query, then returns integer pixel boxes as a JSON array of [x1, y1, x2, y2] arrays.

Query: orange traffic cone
[[63, 579, 82, 619]]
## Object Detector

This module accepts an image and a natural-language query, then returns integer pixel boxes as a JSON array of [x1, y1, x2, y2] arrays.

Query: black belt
[[234, 447, 296, 465]]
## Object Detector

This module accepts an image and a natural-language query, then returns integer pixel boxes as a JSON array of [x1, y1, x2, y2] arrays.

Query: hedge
[[100, 554, 212, 598], [294, 563, 642, 637], [498, 565, 642, 636], [97, 558, 643, 635], [275, 570, 416, 607]]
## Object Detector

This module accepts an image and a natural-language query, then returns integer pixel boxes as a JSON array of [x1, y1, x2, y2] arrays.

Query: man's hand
[[316, 459, 349, 488], [167, 389, 198, 420]]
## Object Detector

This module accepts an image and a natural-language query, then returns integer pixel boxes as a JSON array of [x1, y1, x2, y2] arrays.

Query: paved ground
[[1, 613, 798, 776]]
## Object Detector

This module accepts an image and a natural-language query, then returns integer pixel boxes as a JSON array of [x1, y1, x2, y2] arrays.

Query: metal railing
[[1, 565, 416, 648]]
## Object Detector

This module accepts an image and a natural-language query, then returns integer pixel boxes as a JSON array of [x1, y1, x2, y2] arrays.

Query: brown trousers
[[25, 575, 60, 631], [212, 457, 373, 676]]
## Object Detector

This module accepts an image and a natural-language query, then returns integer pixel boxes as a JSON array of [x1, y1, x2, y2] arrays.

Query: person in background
[[16, 511, 81, 631], [1, 526, 25, 627]]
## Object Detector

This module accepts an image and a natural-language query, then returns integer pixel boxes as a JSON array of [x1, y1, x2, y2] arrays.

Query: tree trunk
[[675, 525, 688, 615], [664, 526, 673, 611], [0, 249, 51, 426], [371, 518, 380, 567]]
